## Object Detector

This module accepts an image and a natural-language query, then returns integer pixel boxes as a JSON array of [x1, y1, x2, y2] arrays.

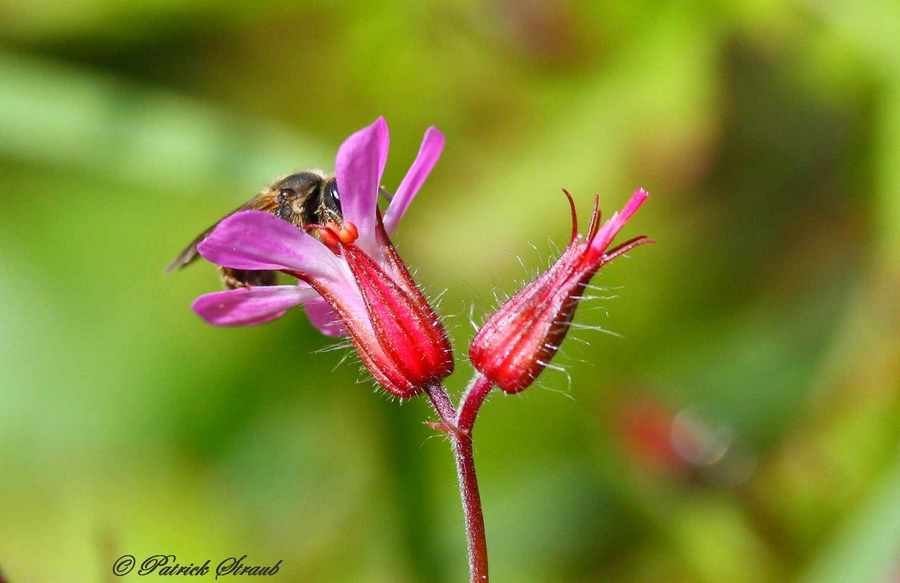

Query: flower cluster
[[184, 117, 651, 583], [189, 117, 649, 400]]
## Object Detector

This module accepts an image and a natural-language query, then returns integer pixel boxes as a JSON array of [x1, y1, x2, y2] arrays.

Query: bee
[[166, 171, 342, 289]]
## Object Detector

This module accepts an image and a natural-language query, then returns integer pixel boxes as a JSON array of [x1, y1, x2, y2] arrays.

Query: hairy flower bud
[[334, 222, 454, 396], [469, 189, 650, 393]]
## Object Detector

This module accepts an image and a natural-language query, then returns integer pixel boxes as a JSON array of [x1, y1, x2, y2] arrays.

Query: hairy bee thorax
[[269, 171, 336, 228]]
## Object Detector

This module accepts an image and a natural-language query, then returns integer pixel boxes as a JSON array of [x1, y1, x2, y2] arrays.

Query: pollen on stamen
[[304, 223, 343, 253], [319, 229, 342, 252], [338, 221, 359, 245]]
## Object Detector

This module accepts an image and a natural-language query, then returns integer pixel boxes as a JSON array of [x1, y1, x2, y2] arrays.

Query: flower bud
[[338, 229, 454, 397], [469, 189, 650, 393]]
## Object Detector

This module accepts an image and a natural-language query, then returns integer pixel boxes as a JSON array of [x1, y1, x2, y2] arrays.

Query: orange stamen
[[338, 221, 359, 245], [317, 227, 341, 252]]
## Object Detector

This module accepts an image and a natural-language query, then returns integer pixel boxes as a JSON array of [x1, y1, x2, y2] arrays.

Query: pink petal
[[198, 210, 339, 277], [303, 296, 346, 337], [591, 188, 650, 253], [383, 126, 445, 234], [335, 117, 389, 250], [192, 285, 313, 327]]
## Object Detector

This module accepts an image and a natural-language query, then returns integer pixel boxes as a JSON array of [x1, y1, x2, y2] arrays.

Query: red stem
[[424, 382, 457, 429], [454, 374, 493, 582], [423, 375, 493, 582], [457, 373, 493, 433]]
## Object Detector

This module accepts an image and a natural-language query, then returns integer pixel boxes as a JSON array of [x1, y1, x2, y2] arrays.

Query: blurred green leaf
[[800, 453, 900, 583], [0, 50, 328, 195]]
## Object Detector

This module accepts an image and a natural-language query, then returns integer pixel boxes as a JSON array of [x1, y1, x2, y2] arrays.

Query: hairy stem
[[424, 375, 494, 582], [457, 373, 493, 434], [452, 432, 489, 582], [456, 374, 494, 582], [424, 382, 457, 429]]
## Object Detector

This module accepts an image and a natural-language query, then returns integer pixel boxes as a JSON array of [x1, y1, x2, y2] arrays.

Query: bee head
[[274, 171, 322, 207], [268, 171, 324, 224], [318, 178, 342, 223]]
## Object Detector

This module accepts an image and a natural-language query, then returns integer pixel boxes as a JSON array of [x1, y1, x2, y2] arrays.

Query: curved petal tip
[[383, 126, 445, 234]]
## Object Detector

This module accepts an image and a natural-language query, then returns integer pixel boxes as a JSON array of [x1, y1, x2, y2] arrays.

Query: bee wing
[[165, 224, 217, 272], [165, 192, 280, 273]]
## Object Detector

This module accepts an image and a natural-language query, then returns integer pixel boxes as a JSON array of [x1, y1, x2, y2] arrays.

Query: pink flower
[[469, 188, 651, 393], [192, 118, 453, 398]]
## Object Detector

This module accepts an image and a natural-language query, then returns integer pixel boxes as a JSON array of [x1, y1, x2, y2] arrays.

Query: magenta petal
[[303, 296, 346, 337], [383, 126, 444, 234], [591, 188, 650, 253], [335, 117, 389, 248], [192, 286, 312, 327], [198, 210, 339, 276]]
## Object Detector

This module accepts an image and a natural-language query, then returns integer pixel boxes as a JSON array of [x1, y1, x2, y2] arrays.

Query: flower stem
[[423, 375, 493, 582], [424, 382, 457, 430], [452, 433, 488, 582], [457, 373, 493, 433], [453, 374, 494, 583]]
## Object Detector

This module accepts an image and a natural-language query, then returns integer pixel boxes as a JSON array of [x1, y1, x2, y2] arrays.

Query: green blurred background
[[1, 2, 899, 582]]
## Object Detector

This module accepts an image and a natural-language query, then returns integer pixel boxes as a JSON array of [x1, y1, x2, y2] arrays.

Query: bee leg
[[219, 267, 249, 290], [219, 267, 278, 289], [245, 270, 278, 286]]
